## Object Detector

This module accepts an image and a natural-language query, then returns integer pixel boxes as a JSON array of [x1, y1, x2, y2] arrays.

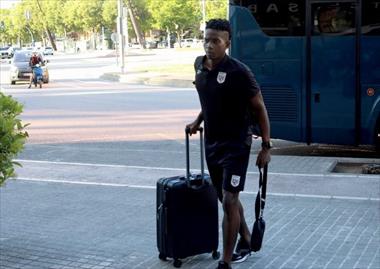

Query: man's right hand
[[186, 121, 200, 136]]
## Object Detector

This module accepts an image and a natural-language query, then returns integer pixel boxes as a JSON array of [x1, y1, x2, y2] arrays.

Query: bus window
[[312, 3, 355, 35], [362, 1, 380, 35], [231, 0, 305, 36]]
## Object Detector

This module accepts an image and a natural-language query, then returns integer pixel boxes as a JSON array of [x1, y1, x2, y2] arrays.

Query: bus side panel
[[360, 37, 380, 145], [230, 6, 305, 142], [310, 36, 356, 145]]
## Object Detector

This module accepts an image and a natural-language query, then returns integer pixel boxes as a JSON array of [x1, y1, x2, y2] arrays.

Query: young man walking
[[186, 19, 271, 269]]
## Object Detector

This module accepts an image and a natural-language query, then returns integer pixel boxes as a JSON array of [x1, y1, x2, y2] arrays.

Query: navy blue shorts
[[206, 142, 251, 198]]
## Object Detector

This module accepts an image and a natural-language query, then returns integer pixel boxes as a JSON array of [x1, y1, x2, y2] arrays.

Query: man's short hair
[[206, 19, 231, 40]]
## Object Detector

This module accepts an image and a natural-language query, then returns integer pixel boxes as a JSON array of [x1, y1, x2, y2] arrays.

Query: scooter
[[32, 64, 43, 88]]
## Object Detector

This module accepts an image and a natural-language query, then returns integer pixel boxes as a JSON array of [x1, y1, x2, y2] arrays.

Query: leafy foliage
[[148, 0, 201, 42], [206, 0, 227, 20], [0, 0, 227, 45], [0, 93, 28, 186], [102, 0, 117, 31]]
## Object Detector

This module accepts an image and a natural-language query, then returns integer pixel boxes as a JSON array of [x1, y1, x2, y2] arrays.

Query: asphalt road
[[1, 50, 378, 154]]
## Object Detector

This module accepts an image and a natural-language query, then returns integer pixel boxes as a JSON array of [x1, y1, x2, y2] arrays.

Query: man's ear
[[226, 39, 231, 48]]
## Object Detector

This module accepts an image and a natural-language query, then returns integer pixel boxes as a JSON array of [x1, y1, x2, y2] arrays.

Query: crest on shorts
[[231, 175, 240, 187], [217, 72, 226, 84]]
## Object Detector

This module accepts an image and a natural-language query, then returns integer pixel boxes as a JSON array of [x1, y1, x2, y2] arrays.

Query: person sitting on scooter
[[28, 52, 43, 88]]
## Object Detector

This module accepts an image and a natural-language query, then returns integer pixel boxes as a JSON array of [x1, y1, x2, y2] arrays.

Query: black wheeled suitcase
[[156, 127, 219, 268]]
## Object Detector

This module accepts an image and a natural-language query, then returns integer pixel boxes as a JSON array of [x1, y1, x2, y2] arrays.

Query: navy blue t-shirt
[[194, 54, 260, 148]]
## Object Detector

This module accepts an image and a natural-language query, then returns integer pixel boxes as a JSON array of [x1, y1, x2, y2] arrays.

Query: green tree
[[4, 2, 32, 46], [128, 0, 152, 36], [206, 0, 227, 20], [77, 0, 104, 33], [62, 0, 106, 48], [0, 93, 28, 186], [1, 0, 227, 48], [102, 0, 117, 31], [148, 0, 201, 46], [62, 0, 82, 33], [62, 0, 104, 33], [0, 9, 15, 45], [31, 0, 69, 41]]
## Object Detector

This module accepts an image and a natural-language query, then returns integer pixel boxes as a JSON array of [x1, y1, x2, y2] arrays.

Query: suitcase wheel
[[173, 258, 182, 268], [158, 253, 167, 261], [212, 250, 220, 260]]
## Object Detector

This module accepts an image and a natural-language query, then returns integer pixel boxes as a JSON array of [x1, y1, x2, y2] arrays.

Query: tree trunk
[[35, 0, 57, 51], [45, 28, 57, 50], [92, 29, 97, 50], [126, 0, 145, 49], [166, 28, 171, 48], [176, 31, 182, 48]]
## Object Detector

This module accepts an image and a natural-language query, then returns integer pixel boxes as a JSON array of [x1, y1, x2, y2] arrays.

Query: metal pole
[[25, 10, 35, 46], [25, 26, 34, 46], [102, 26, 105, 50], [117, 0, 125, 73], [123, 7, 129, 52]]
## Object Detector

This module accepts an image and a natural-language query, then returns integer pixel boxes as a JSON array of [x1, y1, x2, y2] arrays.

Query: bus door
[[308, 0, 358, 144]]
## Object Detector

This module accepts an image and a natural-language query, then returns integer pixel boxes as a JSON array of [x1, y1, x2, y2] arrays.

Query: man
[[186, 19, 271, 269], [28, 51, 42, 89]]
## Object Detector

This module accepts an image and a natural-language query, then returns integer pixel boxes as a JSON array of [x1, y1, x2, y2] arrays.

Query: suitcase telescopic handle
[[185, 126, 205, 181]]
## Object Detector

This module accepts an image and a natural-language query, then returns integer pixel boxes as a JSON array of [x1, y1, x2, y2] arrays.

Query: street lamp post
[[117, 0, 125, 73], [25, 10, 35, 46]]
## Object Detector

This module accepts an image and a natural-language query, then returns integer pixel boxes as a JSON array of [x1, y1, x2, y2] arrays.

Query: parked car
[[145, 41, 158, 49], [180, 39, 203, 48], [22, 46, 34, 51], [0, 47, 10, 59], [9, 50, 49, 85], [8, 47, 21, 58], [41, 46, 54, 55], [129, 42, 141, 49], [181, 39, 194, 48]]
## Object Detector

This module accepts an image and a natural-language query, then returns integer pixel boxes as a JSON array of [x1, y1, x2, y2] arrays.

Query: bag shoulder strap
[[255, 164, 268, 220]]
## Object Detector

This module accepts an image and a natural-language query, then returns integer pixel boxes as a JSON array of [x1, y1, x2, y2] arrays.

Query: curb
[[99, 72, 120, 82], [100, 72, 194, 88]]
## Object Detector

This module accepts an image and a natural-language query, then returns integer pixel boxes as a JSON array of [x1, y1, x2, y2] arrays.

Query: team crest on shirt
[[217, 72, 227, 84], [231, 175, 240, 187]]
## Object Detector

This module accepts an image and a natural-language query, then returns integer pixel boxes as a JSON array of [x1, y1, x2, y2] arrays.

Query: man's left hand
[[256, 148, 271, 168]]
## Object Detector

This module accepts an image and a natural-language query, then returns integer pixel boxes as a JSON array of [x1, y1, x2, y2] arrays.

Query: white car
[[41, 46, 54, 55], [181, 39, 194, 48], [0, 47, 10, 59]]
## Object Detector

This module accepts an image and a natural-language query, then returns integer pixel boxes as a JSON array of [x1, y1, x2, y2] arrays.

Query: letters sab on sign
[[246, 2, 301, 14]]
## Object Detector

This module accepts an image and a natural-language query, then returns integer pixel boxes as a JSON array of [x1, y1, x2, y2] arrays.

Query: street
[[0, 50, 379, 269]]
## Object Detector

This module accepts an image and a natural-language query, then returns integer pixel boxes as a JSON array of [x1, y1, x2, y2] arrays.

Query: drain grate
[[332, 162, 380, 174]]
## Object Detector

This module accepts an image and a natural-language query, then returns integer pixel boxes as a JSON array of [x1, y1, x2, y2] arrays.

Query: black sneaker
[[232, 237, 251, 263], [231, 251, 251, 263], [216, 261, 231, 269], [235, 237, 251, 253]]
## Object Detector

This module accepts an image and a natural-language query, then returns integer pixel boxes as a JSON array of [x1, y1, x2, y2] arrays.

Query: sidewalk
[[1, 158, 379, 269], [1, 178, 379, 269], [100, 68, 194, 88], [97, 49, 196, 88]]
